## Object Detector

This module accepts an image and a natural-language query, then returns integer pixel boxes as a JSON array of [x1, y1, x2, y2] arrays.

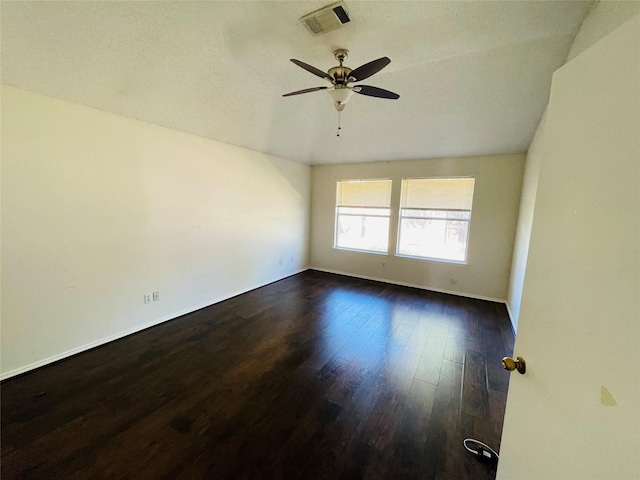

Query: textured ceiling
[[1, 1, 592, 165]]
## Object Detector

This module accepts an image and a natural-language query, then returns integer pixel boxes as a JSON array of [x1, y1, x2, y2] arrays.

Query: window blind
[[400, 178, 475, 210], [336, 180, 392, 208]]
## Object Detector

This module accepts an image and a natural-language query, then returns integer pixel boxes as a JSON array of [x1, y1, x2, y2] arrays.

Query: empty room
[[1, 1, 638, 479]]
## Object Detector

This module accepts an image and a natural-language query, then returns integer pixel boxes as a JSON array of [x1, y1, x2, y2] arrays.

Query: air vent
[[300, 2, 351, 36]]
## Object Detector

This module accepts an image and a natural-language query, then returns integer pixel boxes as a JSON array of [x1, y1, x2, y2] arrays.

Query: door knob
[[502, 356, 526, 374]]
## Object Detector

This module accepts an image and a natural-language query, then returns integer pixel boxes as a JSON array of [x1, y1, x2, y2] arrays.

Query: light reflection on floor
[[314, 287, 443, 404]]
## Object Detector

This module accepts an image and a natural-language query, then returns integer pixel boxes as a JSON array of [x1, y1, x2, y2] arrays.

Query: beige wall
[[506, 111, 547, 331], [506, 1, 640, 332], [310, 155, 524, 301], [1, 86, 310, 378], [567, 0, 640, 61]]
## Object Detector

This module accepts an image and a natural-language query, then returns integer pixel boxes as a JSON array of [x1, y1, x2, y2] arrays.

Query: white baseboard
[[1, 268, 309, 381], [310, 267, 507, 304], [505, 302, 518, 338]]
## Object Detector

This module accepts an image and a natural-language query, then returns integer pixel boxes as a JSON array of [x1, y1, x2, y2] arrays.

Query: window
[[335, 179, 392, 253], [397, 178, 475, 262]]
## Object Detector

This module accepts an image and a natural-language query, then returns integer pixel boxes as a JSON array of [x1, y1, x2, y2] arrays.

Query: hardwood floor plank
[[415, 323, 449, 385], [369, 378, 437, 479], [420, 358, 464, 478], [1, 270, 513, 479], [462, 350, 489, 420]]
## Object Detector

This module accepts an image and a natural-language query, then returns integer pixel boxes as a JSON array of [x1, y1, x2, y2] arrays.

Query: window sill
[[333, 246, 389, 256]]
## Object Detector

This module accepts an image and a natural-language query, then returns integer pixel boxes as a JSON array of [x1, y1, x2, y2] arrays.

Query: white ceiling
[[1, 1, 592, 165]]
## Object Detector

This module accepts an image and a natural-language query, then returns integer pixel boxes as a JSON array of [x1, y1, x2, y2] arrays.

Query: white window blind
[[337, 180, 392, 208], [400, 178, 475, 210], [335, 179, 392, 253], [398, 178, 475, 262]]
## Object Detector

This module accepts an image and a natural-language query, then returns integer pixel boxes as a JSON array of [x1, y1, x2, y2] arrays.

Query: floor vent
[[300, 2, 351, 36]]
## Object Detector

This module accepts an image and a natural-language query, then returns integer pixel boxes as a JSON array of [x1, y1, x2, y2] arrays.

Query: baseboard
[[1, 268, 309, 381], [310, 267, 507, 304], [505, 302, 518, 338]]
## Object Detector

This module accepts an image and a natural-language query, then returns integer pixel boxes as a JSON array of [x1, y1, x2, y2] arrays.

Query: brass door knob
[[502, 356, 526, 374]]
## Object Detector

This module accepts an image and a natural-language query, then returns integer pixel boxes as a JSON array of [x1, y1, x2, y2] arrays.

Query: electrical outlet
[[144, 294, 151, 304], [152, 291, 159, 302], [450, 278, 457, 286]]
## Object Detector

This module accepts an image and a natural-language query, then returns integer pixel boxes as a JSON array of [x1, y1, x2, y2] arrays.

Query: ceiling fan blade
[[290, 59, 333, 82], [282, 86, 329, 97], [352, 85, 399, 99], [348, 57, 391, 82]]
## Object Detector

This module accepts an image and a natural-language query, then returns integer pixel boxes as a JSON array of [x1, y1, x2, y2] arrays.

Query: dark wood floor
[[1, 270, 514, 480]]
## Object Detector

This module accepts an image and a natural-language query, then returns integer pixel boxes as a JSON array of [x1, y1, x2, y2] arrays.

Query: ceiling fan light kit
[[283, 48, 400, 114], [328, 85, 353, 111]]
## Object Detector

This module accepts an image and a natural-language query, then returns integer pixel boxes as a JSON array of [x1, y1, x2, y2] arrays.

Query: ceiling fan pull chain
[[336, 110, 342, 138]]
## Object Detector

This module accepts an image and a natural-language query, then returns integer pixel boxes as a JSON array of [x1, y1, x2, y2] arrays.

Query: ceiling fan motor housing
[[328, 66, 353, 85]]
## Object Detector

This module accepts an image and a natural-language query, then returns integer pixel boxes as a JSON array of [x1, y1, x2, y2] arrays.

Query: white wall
[[506, 0, 640, 333], [310, 155, 524, 302], [498, 16, 640, 478], [1, 86, 311, 379]]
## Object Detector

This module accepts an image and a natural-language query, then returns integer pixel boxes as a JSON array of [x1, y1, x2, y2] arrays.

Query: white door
[[497, 17, 640, 480]]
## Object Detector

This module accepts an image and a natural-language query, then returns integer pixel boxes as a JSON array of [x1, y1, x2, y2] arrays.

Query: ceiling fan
[[283, 49, 400, 111]]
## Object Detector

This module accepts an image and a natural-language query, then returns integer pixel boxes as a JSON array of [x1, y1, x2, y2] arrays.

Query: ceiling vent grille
[[300, 2, 351, 36]]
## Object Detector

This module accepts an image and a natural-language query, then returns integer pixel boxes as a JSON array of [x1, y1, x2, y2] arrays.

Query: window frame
[[334, 178, 392, 255], [396, 177, 475, 264]]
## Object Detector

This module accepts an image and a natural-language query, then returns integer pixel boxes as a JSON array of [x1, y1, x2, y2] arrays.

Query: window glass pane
[[398, 178, 474, 262], [338, 206, 391, 217], [401, 209, 471, 220], [336, 214, 389, 253], [447, 210, 471, 220], [335, 179, 392, 254], [398, 218, 469, 261]]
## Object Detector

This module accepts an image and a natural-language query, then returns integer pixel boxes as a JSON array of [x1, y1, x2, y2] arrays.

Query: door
[[497, 17, 639, 480]]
